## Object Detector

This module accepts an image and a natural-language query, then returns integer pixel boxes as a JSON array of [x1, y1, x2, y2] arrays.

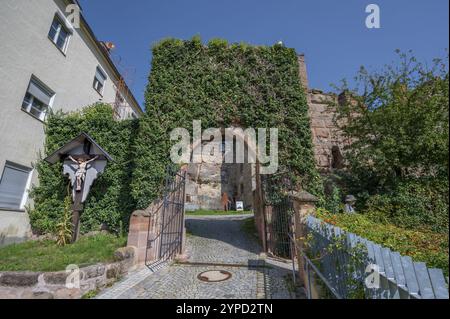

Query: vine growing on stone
[[131, 36, 323, 209]]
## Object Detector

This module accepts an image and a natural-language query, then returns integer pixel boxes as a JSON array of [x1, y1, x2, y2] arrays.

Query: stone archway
[[184, 126, 259, 212], [127, 126, 269, 266]]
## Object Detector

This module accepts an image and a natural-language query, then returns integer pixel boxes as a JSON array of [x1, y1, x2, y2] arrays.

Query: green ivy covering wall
[[30, 37, 323, 235], [29, 104, 138, 235], [131, 37, 323, 209]]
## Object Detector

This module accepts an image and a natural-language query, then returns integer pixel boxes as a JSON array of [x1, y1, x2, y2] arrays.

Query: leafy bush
[[365, 178, 449, 233], [323, 178, 343, 214], [29, 104, 138, 235], [56, 195, 73, 246], [316, 209, 449, 275]]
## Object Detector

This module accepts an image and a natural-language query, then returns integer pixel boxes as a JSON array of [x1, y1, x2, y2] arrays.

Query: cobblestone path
[[97, 215, 300, 299]]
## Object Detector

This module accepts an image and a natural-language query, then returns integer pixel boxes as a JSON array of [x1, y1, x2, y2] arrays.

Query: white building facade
[[0, 0, 143, 246]]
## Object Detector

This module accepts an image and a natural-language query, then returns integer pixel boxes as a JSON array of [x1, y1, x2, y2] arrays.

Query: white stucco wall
[[0, 0, 142, 246]]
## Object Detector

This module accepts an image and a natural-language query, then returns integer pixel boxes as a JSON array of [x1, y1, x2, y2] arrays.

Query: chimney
[[100, 41, 115, 53], [298, 54, 309, 93]]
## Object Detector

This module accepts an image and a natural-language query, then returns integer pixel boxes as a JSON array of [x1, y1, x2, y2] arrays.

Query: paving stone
[[97, 215, 301, 299]]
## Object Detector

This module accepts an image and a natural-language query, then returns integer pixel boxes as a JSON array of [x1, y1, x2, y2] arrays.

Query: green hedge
[[322, 175, 449, 233], [364, 178, 449, 233], [131, 37, 323, 209], [316, 209, 449, 275], [29, 104, 138, 235]]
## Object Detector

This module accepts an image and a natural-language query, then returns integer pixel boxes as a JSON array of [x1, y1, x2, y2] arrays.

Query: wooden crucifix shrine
[[45, 133, 113, 243]]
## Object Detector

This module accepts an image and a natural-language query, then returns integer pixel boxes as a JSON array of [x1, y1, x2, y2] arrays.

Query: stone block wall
[[185, 161, 255, 211], [127, 209, 155, 265], [185, 162, 225, 211], [297, 55, 349, 174], [0, 247, 135, 299], [308, 89, 350, 174], [127, 197, 187, 265]]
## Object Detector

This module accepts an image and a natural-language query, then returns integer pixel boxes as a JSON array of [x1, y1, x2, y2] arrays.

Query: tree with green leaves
[[331, 51, 449, 232]]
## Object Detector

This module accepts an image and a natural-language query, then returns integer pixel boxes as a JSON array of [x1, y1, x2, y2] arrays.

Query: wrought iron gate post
[[289, 190, 318, 291]]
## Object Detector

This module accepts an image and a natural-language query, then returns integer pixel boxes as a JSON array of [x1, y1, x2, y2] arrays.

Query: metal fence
[[305, 215, 449, 299]]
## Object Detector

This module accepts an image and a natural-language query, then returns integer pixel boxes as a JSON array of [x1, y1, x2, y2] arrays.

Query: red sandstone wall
[[297, 55, 349, 174]]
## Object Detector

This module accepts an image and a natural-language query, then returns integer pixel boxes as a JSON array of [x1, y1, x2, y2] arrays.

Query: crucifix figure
[[68, 155, 99, 191], [44, 132, 113, 243]]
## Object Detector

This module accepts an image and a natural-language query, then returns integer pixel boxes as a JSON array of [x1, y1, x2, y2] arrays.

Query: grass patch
[[185, 228, 194, 237], [81, 289, 100, 299], [186, 209, 253, 216], [0, 234, 127, 272], [316, 209, 449, 275]]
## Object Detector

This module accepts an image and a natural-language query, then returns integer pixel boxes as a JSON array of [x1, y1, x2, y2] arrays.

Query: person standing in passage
[[221, 192, 230, 211]]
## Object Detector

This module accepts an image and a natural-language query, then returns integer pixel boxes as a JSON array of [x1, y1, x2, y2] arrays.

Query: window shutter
[[95, 67, 107, 85], [55, 11, 74, 34], [28, 80, 53, 106], [0, 164, 31, 210]]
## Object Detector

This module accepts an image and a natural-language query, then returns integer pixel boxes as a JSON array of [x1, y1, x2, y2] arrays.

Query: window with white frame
[[21, 77, 55, 121], [0, 162, 32, 210], [93, 67, 107, 95], [48, 15, 71, 53]]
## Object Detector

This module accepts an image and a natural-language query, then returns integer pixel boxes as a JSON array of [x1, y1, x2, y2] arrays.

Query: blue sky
[[79, 0, 449, 109]]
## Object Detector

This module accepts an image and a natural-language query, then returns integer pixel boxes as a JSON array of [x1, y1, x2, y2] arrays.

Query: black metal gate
[[145, 166, 186, 270], [262, 173, 296, 260]]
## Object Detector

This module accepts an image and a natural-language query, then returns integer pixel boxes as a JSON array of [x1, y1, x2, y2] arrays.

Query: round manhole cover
[[197, 270, 232, 283]]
